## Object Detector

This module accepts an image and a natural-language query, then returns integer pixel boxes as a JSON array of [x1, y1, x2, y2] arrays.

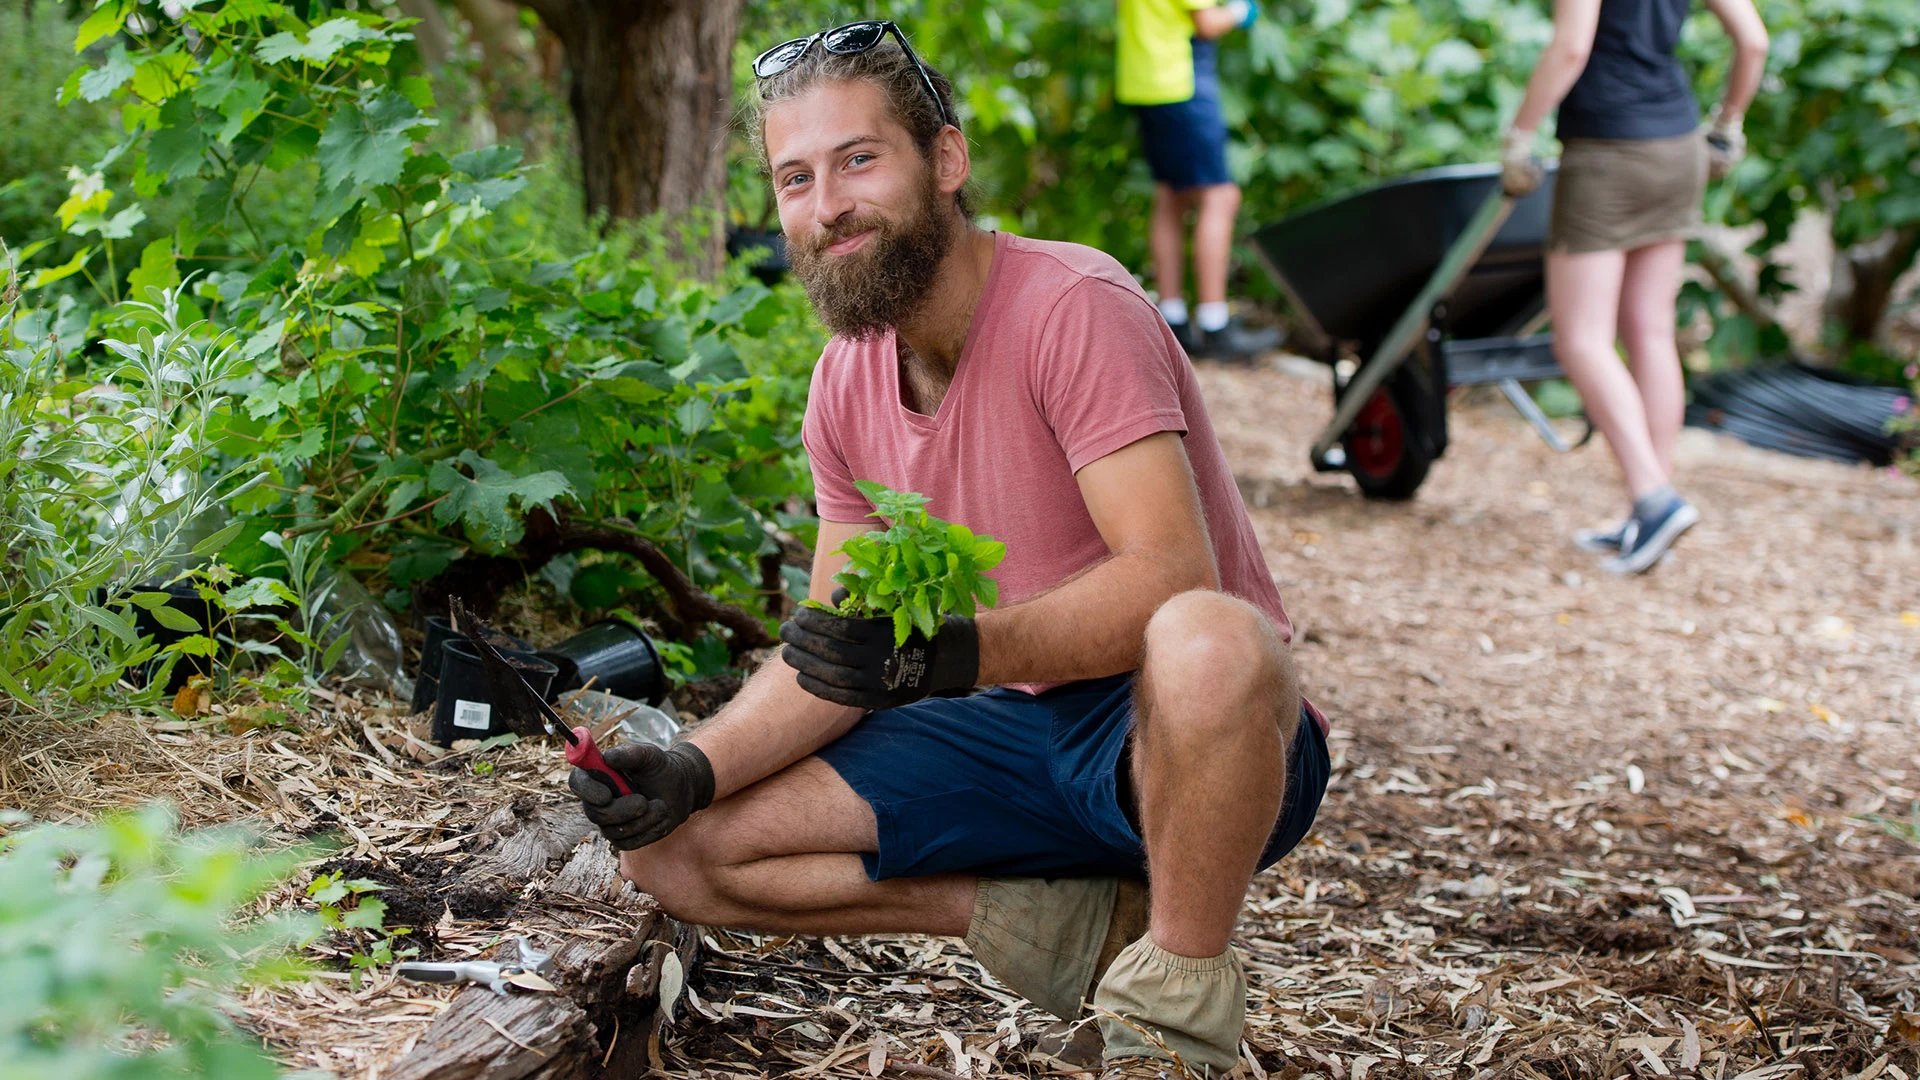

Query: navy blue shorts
[[815, 674, 1330, 881], [1133, 39, 1232, 190]]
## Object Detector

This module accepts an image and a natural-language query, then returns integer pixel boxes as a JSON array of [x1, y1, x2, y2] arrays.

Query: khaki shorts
[[1550, 132, 1707, 254]]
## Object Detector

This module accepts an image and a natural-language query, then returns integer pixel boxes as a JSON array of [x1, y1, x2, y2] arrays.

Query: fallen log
[[386, 804, 694, 1080]]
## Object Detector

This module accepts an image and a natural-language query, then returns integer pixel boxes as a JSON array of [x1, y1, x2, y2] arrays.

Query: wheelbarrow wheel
[[1343, 384, 1431, 500]]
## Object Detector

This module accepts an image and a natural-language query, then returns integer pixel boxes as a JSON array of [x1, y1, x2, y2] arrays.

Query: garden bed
[[4, 360, 1918, 1079]]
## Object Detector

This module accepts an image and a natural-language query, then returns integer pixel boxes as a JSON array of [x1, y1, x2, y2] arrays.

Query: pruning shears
[[394, 935, 556, 996], [447, 597, 634, 797]]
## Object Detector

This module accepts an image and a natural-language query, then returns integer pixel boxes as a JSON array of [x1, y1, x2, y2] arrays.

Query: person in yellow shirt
[[1117, 0, 1278, 361]]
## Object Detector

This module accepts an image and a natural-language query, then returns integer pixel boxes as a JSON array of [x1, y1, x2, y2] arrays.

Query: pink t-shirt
[[803, 231, 1296, 699]]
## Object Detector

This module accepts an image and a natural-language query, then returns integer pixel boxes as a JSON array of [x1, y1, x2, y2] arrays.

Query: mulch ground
[[3, 356, 1917, 1080]]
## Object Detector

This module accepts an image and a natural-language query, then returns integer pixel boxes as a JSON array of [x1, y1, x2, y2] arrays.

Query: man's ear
[[933, 123, 970, 199]]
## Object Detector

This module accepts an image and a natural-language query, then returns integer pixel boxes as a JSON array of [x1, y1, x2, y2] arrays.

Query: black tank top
[[1557, 0, 1699, 139]]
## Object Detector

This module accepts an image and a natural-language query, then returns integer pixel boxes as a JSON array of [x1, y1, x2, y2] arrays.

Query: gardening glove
[[568, 741, 714, 851], [1500, 126, 1543, 197], [780, 588, 980, 710], [1223, 0, 1259, 29], [1704, 116, 1745, 180]]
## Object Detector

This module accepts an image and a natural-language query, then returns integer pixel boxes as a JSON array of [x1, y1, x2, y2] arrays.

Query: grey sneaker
[[1602, 498, 1700, 575], [1572, 519, 1629, 553], [1193, 318, 1283, 362]]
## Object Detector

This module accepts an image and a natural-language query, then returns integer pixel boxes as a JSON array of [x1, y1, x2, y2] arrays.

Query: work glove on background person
[[568, 741, 714, 851], [781, 588, 980, 710], [1223, 0, 1260, 29], [1704, 115, 1746, 180], [1500, 126, 1543, 197]]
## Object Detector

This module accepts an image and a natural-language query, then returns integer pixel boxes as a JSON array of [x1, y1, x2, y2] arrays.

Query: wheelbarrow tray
[[1251, 163, 1557, 358], [1248, 164, 1577, 499]]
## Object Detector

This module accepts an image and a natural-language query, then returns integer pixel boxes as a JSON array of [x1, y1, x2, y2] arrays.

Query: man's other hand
[[780, 589, 980, 710], [568, 742, 715, 851]]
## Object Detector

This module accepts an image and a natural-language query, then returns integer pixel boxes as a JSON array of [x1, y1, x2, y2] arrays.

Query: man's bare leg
[[1131, 589, 1296, 956], [1150, 183, 1189, 308], [1191, 182, 1243, 309], [620, 757, 973, 936], [1091, 589, 1297, 1073]]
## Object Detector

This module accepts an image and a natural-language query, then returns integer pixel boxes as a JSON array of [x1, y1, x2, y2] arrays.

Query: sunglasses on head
[[752, 20, 953, 132]]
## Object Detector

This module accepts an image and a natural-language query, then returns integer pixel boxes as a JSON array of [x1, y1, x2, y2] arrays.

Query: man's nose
[[812, 172, 857, 228]]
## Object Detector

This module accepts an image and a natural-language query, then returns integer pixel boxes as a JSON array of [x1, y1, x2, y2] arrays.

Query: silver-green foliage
[[0, 266, 261, 716], [0, 805, 312, 1079]]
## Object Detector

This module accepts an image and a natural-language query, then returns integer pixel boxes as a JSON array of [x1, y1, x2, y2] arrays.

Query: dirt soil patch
[[2, 357, 1916, 1079]]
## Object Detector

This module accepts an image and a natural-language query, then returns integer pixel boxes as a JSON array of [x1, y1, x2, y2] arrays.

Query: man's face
[[765, 80, 958, 339]]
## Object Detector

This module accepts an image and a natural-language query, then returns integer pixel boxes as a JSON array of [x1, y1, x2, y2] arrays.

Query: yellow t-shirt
[[1116, 0, 1219, 105]]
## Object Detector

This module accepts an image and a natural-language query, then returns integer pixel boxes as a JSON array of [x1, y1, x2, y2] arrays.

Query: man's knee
[[1197, 182, 1242, 214], [616, 808, 748, 922], [1141, 590, 1289, 718]]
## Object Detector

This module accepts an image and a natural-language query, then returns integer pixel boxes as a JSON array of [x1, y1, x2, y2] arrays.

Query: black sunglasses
[[753, 20, 953, 132]]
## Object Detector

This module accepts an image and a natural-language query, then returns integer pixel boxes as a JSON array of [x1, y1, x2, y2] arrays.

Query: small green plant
[[819, 481, 1005, 647], [307, 872, 416, 987], [0, 805, 312, 1079]]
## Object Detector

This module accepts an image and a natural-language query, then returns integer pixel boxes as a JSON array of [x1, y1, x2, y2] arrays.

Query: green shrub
[[10, 1, 823, 685], [0, 805, 312, 1079], [0, 266, 263, 717]]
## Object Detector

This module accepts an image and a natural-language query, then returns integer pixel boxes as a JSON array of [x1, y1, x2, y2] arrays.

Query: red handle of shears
[[564, 726, 633, 797]]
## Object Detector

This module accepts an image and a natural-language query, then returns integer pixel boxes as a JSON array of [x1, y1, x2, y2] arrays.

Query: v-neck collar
[[890, 230, 1008, 432]]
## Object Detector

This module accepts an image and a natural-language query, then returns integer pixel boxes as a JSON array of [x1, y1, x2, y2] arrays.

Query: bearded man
[[566, 22, 1329, 1079]]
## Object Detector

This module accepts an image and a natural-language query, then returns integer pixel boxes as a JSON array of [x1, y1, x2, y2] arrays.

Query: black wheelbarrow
[[1250, 163, 1589, 499]]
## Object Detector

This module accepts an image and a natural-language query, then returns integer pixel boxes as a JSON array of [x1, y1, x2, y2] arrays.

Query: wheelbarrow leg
[[1309, 189, 1517, 465], [1497, 377, 1574, 452]]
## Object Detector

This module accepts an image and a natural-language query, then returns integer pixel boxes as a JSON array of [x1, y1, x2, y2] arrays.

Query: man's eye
[[783, 173, 811, 188], [848, 154, 873, 166]]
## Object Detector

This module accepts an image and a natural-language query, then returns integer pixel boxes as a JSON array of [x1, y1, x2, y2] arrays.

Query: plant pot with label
[[411, 615, 532, 715], [430, 639, 557, 746]]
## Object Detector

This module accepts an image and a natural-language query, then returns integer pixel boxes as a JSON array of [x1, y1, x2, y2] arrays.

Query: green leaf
[[75, 0, 132, 52], [450, 144, 523, 178], [426, 451, 573, 544], [26, 247, 94, 290], [79, 43, 136, 101], [891, 606, 912, 648], [315, 90, 433, 190], [76, 604, 140, 646], [150, 605, 203, 633], [256, 17, 385, 65], [189, 519, 247, 560]]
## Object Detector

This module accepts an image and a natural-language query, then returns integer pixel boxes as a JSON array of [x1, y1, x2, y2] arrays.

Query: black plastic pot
[[410, 615, 532, 715], [430, 639, 557, 746], [726, 227, 789, 285], [132, 583, 221, 693], [537, 620, 667, 705]]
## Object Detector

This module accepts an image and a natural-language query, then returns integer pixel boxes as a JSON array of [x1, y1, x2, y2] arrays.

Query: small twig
[[887, 1059, 970, 1080], [481, 1015, 547, 1058]]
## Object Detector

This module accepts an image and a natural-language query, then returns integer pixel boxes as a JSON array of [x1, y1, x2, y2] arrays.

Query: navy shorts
[[1133, 39, 1232, 190], [815, 674, 1330, 881]]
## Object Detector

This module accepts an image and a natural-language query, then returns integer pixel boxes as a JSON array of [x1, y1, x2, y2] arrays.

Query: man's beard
[[788, 174, 955, 341]]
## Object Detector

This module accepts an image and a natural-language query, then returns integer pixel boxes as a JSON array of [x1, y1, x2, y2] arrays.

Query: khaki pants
[[964, 877, 1246, 1076]]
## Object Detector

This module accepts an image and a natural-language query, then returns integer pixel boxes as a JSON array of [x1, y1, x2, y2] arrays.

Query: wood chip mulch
[[3, 358, 1918, 1080]]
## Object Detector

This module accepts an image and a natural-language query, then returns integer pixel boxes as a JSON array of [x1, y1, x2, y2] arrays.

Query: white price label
[[452, 699, 492, 731]]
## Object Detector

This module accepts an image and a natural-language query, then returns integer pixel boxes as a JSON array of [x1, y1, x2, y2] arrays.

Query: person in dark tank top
[[1499, 0, 1768, 574]]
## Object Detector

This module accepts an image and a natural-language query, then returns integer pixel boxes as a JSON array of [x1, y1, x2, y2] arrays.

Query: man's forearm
[[683, 654, 863, 800], [975, 548, 1216, 686]]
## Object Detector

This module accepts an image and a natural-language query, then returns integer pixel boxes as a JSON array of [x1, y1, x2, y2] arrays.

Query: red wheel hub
[[1350, 389, 1405, 477]]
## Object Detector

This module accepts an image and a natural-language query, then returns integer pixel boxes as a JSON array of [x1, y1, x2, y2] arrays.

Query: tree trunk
[[393, 0, 453, 70], [513, 0, 743, 272], [451, 0, 541, 142], [1825, 224, 1920, 353]]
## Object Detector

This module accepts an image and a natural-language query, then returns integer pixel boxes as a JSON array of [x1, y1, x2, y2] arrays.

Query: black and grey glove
[[779, 589, 980, 710], [568, 741, 715, 851]]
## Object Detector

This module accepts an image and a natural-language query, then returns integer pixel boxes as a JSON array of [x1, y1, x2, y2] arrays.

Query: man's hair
[[751, 37, 974, 219]]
